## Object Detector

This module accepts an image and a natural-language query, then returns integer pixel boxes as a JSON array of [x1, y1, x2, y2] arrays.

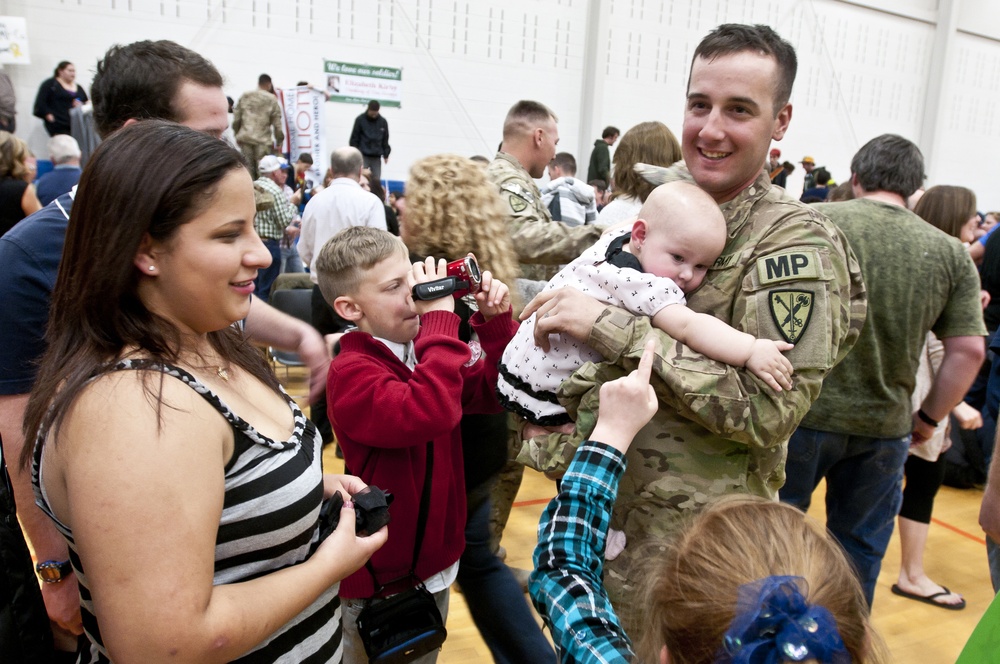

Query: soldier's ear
[[533, 127, 544, 148], [771, 102, 792, 141]]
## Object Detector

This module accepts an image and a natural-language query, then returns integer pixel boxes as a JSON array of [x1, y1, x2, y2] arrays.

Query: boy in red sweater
[[316, 226, 518, 663]]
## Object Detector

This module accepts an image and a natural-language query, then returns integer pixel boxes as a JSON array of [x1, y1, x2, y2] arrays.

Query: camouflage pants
[[487, 420, 527, 553], [239, 141, 271, 180]]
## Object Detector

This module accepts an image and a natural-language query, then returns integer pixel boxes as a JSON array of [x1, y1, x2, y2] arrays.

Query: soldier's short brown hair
[[315, 226, 408, 304], [692, 24, 798, 112], [502, 100, 558, 141]]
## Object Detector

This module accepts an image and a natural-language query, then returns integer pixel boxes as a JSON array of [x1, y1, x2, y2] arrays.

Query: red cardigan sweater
[[328, 309, 518, 598]]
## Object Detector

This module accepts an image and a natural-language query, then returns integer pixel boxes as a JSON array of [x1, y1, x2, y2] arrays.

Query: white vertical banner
[[278, 86, 326, 186]]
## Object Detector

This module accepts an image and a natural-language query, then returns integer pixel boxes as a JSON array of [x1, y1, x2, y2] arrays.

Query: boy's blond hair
[[315, 226, 408, 305]]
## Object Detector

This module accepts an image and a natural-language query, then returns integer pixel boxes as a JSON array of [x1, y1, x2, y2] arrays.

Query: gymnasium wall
[[4, 0, 999, 207]]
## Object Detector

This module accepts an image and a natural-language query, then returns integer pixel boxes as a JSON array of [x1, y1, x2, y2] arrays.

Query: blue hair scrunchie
[[716, 576, 851, 664]]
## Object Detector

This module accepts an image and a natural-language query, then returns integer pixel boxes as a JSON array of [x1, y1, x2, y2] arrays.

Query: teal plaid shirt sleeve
[[530, 442, 634, 664]]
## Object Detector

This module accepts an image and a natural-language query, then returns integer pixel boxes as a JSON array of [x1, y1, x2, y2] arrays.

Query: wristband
[[916, 408, 939, 427]]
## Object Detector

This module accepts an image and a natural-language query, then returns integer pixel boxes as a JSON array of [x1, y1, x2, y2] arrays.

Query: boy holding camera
[[316, 226, 517, 663]]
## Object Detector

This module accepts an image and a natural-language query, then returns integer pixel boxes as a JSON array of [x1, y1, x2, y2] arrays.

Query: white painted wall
[[2, 0, 1000, 207]]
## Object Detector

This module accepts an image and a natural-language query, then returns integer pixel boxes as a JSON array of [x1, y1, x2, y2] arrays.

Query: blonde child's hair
[[315, 226, 408, 305], [638, 496, 887, 664]]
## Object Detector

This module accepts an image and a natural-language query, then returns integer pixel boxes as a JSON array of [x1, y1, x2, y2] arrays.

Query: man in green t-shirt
[[780, 134, 986, 607]]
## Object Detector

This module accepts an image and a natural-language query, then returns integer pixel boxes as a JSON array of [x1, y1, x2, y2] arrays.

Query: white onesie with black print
[[497, 227, 685, 425]]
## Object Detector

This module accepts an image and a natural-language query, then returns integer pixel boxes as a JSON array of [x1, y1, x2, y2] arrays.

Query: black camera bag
[[356, 442, 446, 663]]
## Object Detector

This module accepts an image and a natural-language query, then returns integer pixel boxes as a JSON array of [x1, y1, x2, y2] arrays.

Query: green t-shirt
[[802, 198, 986, 438], [956, 590, 1000, 663]]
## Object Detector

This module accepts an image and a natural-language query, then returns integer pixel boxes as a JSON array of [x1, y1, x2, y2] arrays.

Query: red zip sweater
[[328, 308, 518, 598]]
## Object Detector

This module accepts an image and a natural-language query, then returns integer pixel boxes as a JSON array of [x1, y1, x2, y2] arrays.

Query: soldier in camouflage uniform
[[522, 24, 867, 634], [486, 101, 603, 283], [485, 101, 603, 553], [233, 74, 284, 179]]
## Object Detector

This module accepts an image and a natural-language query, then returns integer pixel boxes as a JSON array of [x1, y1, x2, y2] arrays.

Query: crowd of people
[[1, 21, 999, 664]]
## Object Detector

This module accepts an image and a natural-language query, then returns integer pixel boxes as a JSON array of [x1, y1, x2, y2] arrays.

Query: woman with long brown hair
[[891, 185, 983, 610], [23, 120, 384, 662], [597, 121, 682, 225]]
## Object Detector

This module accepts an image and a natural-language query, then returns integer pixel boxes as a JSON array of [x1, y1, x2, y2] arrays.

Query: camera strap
[[365, 441, 433, 597]]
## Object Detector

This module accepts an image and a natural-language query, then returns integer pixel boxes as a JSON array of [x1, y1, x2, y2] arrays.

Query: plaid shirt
[[530, 442, 634, 664], [254, 176, 296, 240]]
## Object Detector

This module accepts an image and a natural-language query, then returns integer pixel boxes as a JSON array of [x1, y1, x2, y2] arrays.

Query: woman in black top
[[33, 61, 88, 136]]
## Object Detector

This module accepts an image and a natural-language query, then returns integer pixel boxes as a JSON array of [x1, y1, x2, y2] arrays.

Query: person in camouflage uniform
[[233, 74, 284, 179], [485, 100, 604, 558], [521, 24, 867, 634], [486, 101, 603, 283]]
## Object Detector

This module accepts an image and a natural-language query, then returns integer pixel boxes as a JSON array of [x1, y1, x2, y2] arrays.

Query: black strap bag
[[356, 443, 446, 663]]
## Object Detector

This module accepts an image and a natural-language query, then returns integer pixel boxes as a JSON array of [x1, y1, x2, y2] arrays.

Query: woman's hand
[[323, 473, 368, 500], [314, 498, 388, 577], [474, 270, 511, 320], [317, 475, 387, 578]]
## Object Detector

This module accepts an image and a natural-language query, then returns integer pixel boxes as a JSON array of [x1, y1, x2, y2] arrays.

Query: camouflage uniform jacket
[[233, 89, 284, 147], [558, 165, 867, 606], [486, 152, 602, 281]]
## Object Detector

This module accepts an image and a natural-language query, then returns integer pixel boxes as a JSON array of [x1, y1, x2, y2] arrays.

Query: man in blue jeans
[[780, 134, 986, 607]]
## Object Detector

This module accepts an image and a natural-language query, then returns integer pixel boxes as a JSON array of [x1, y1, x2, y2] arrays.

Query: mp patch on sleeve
[[756, 248, 822, 285]]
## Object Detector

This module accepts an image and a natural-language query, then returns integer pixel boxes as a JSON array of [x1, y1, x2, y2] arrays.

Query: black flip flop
[[891, 583, 967, 610]]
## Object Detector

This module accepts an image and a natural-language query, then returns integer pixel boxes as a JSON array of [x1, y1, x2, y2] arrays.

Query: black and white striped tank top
[[32, 359, 343, 663]]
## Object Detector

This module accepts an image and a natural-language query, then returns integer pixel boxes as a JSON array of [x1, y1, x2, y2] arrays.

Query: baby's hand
[[746, 339, 795, 391], [474, 270, 511, 320], [411, 257, 455, 315]]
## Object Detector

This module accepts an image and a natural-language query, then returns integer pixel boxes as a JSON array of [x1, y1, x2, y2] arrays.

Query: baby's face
[[635, 223, 723, 293]]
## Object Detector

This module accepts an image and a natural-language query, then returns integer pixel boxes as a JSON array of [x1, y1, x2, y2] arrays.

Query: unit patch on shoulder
[[508, 194, 528, 213], [756, 248, 822, 285], [769, 290, 814, 343]]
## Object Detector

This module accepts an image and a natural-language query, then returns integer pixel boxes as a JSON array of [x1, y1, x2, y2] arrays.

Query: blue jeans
[[280, 242, 303, 273], [457, 489, 555, 664], [988, 537, 1000, 593], [254, 238, 282, 302], [780, 426, 910, 606]]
